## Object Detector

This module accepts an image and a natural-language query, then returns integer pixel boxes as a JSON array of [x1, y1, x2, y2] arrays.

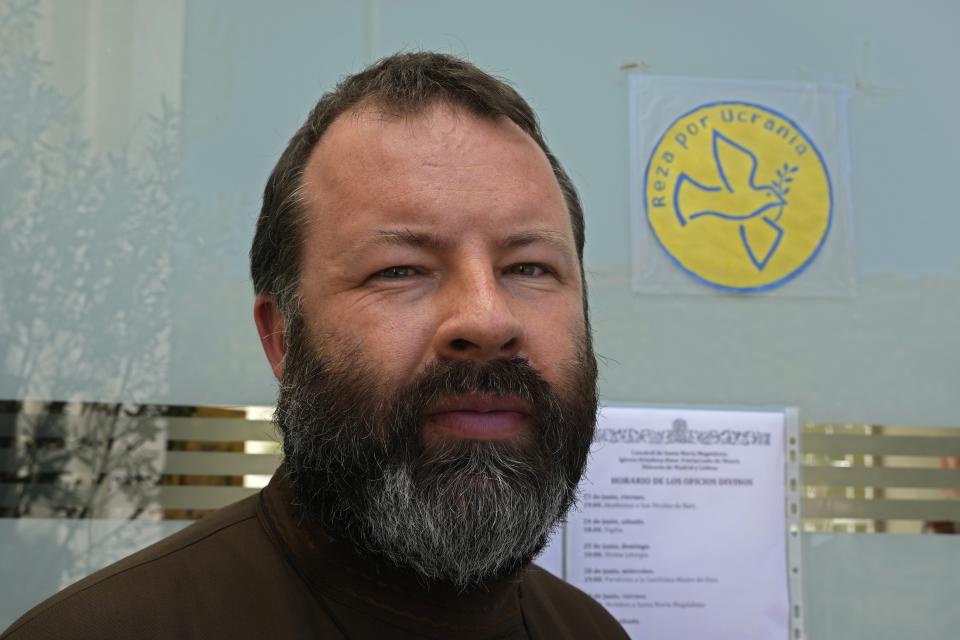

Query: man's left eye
[[376, 266, 417, 279], [508, 263, 547, 277]]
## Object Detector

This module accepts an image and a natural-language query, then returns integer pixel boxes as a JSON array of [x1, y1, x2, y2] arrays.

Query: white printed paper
[[566, 406, 789, 640]]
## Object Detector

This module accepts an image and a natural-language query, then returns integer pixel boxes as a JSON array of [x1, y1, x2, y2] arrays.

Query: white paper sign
[[566, 406, 789, 640]]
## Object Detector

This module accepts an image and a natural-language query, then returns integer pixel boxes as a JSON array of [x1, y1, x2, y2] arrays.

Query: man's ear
[[253, 295, 286, 380]]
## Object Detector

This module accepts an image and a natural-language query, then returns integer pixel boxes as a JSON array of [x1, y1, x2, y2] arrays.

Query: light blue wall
[[3, 0, 957, 426]]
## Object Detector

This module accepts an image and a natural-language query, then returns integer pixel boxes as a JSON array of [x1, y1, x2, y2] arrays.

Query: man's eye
[[508, 263, 547, 277], [376, 266, 417, 279]]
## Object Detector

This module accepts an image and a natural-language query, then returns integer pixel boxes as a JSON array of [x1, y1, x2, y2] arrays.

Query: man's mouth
[[424, 394, 531, 440]]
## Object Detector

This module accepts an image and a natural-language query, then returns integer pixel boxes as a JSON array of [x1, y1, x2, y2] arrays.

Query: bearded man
[[2, 52, 626, 639]]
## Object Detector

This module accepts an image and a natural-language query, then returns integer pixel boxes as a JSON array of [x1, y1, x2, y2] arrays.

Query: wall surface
[[3, 0, 958, 426]]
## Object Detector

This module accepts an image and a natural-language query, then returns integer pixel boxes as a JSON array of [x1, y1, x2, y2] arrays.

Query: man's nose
[[433, 270, 523, 361]]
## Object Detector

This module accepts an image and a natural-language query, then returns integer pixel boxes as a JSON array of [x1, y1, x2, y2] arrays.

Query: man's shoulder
[[2, 494, 284, 639], [520, 564, 629, 639], [78, 492, 264, 581]]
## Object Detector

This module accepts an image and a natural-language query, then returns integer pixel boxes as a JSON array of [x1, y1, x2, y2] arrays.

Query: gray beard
[[360, 441, 569, 588], [275, 312, 598, 590]]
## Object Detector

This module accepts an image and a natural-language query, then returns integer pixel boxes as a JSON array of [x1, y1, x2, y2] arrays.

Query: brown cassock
[[2, 471, 628, 639]]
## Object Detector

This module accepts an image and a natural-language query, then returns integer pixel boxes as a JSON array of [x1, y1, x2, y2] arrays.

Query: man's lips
[[425, 394, 531, 440]]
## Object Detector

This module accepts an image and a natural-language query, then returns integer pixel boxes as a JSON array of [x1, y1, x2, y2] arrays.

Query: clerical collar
[[257, 468, 528, 638]]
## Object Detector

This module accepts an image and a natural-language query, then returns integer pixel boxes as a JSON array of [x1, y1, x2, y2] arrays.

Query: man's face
[[267, 103, 597, 588], [297, 103, 588, 426]]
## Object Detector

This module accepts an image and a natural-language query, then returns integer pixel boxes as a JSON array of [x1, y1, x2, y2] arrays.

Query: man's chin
[[360, 461, 565, 589], [421, 422, 537, 456], [414, 429, 543, 472]]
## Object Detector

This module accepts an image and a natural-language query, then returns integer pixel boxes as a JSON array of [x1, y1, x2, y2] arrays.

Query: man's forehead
[[306, 102, 547, 183], [298, 101, 570, 238]]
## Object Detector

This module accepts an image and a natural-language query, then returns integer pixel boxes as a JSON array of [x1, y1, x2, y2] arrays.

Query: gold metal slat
[[156, 485, 260, 510], [0, 447, 35, 473], [164, 417, 276, 443], [0, 448, 282, 476], [803, 498, 960, 521], [0, 414, 276, 443], [803, 465, 960, 489], [0, 484, 92, 509], [162, 451, 281, 476], [0, 482, 263, 512], [802, 433, 960, 457]]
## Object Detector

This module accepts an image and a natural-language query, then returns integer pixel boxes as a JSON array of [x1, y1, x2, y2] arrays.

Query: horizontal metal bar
[[164, 418, 277, 442], [162, 451, 280, 475], [0, 414, 277, 443], [0, 485, 82, 508], [0, 483, 261, 511], [802, 434, 960, 457], [156, 486, 260, 509], [0, 448, 281, 476], [803, 466, 960, 489], [802, 498, 960, 521]]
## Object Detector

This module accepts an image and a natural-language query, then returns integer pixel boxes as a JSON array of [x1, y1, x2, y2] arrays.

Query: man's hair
[[250, 51, 585, 316]]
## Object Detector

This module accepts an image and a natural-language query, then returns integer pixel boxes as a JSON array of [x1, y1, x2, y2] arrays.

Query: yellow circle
[[644, 102, 831, 292]]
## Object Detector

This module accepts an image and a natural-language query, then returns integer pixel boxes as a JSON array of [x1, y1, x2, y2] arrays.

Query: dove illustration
[[674, 130, 788, 271]]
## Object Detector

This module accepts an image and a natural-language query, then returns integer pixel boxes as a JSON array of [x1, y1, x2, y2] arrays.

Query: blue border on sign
[[642, 100, 834, 294]]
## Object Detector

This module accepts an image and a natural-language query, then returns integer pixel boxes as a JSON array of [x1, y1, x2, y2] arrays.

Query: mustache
[[404, 357, 555, 413], [366, 356, 561, 463], [280, 350, 555, 426]]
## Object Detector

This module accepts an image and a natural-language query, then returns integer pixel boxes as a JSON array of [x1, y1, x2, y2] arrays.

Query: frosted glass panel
[[0, 0, 369, 407], [803, 534, 960, 639]]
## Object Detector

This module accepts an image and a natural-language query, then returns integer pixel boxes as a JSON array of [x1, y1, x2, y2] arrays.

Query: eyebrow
[[495, 230, 570, 253], [348, 228, 573, 256], [374, 229, 449, 250]]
